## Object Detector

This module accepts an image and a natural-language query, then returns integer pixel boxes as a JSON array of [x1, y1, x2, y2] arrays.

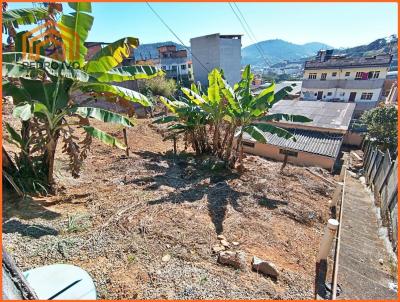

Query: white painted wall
[[303, 67, 389, 81], [301, 88, 382, 103]]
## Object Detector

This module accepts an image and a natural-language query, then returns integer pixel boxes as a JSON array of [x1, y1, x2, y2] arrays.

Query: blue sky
[[5, 2, 398, 48]]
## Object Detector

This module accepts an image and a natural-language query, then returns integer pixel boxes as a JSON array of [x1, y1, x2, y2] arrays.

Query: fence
[[362, 140, 398, 253]]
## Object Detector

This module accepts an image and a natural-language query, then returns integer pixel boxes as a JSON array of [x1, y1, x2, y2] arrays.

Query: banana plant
[[2, 2, 163, 191], [154, 94, 210, 155], [218, 65, 312, 170], [155, 65, 312, 171]]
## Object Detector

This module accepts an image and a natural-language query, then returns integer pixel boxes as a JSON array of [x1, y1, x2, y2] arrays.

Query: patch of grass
[[199, 276, 208, 285], [127, 254, 136, 264], [388, 255, 398, 280], [66, 214, 91, 233]]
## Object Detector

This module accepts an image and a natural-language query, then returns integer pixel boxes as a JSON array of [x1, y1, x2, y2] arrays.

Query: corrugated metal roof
[[242, 128, 343, 158]]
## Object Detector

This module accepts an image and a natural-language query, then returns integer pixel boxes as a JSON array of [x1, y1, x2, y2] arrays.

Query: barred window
[[361, 92, 373, 100]]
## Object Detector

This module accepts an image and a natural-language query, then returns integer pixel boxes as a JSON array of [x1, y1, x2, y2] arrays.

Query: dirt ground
[[2, 103, 337, 299]]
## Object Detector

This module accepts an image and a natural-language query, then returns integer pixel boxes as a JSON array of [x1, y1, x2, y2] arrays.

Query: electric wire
[[145, 2, 210, 73]]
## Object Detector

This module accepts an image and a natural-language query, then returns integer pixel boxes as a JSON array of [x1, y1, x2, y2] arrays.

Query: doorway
[[317, 91, 323, 100], [349, 92, 357, 102]]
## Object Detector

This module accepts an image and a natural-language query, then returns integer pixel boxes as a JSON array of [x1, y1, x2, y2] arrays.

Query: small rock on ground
[[218, 251, 246, 270], [162, 254, 171, 262], [217, 235, 226, 241], [220, 239, 230, 248], [212, 245, 225, 253], [252, 256, 279, 279]]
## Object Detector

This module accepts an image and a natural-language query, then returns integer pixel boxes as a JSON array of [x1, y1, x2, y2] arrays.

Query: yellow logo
[[21, 19, 80, 62]]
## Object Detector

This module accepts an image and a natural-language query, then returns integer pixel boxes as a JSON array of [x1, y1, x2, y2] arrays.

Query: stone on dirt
[[212, 245, 225, 253], [217, 251, 246, 270], [162, 254, 171, 262], [220, 239, 230, 248], [252, 256, 279, 279], [217, 234, 226, 241]]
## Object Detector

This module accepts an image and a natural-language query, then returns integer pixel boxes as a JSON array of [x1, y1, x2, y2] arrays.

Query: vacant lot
[[3, 107, 336, 299]]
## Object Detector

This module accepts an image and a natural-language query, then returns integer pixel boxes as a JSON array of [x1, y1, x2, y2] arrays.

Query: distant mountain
[[241, 39, 332, 66], [243, 35, 398, 70], [133, 41, 189, 61], [133, 36, 397, 72], [335, 35, 397, 57], [335, 35, 397, 71]]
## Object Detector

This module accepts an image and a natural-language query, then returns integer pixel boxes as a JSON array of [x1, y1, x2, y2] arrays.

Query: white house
[[300, 50, 393, 115]]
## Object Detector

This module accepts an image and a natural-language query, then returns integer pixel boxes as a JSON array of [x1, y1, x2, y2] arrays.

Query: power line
[[228, 2, 271, 68], [145, 2, 210, 73]]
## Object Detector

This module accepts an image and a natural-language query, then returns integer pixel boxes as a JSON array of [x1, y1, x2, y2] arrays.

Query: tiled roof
[[243, 128, 343, 158]]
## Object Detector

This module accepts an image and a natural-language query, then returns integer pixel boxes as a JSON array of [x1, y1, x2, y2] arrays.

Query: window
[[308, 73, 317, 79], [327, 92, 332, 96], [361, 92, 373, 100], [171, 65, 177, 71], [373, 71, 380, 78], [279, 149, 298, 157], [345, 72, 350, 77], [161, 66, 167, 71], [188, 63, 192, 68], [332, 72, 337, 77], [321, 73, 327, 80], [355, 72, 363, 80], [242, 141, 255, 148], [181, 64, 187, 70]]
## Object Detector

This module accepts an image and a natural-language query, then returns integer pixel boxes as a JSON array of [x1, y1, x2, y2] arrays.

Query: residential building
[[84, 42, 110, 60], [133, 45, 193, 83], [157, 45, 192, 82], [190, 33, 242, 87], [240, 100, 356, 171], [301, 50, 392, 115]]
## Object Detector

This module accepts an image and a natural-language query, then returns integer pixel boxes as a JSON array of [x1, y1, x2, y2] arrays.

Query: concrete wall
[[190, 34, 220, 86], [219, 36, 242, 85], [301, 87, 381, 112], [242, 142, 335, 171], [190, 33, 241, 87], [343, 131, 363, 147]]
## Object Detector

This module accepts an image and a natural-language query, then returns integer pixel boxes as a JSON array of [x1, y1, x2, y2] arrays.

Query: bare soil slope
[[3, 109, 335, 299]]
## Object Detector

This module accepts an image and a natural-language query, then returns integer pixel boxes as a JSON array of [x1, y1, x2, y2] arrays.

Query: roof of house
[[304, 54, 392, 70], [243, 128, 343, 158], [268, 100, 356, 131], [191, 33, 243, 41]]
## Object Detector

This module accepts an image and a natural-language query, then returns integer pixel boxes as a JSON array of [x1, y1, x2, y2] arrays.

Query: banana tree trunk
[[2, 147, 17, 174], [212, 121, 220, 154], [44, 135, 59, 188], [237, 134, 244, 173]]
